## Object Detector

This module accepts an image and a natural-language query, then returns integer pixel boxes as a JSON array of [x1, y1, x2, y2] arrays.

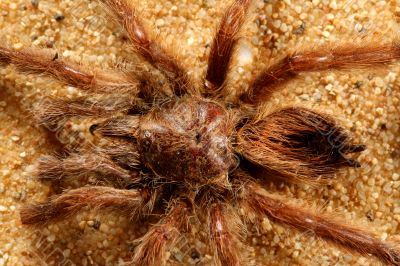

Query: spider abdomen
[[138, 97, 235, 182]]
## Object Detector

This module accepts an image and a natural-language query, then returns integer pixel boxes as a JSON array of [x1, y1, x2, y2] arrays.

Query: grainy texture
[[0, 0, 399, 265]]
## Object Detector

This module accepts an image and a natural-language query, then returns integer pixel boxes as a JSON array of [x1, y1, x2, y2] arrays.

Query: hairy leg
[[131, 200, 190, 266], [241, 181, 400, 266], [90, 115, 139, 138], [205, 0, 253, 95], [37, 153, 138, 187], [242, 44, 400, 104], [237, 107, 365, 184], [36, 96, 138, 131], [0, 47, 135, 92], [209, 203, 243, 266], [100, 0, 192, 95], [96, 140, 141, 170], [20, 187, 148, 225]]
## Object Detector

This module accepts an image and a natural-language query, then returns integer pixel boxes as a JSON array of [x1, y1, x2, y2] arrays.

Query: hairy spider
[[1, 0, 400, 265]]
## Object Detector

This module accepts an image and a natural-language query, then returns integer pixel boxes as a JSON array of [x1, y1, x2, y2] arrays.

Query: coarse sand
[[0, 0, 399, 265]]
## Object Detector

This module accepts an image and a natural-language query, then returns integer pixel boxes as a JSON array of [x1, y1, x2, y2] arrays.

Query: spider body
[[138, 97, 235, 182], [1, 0, 400, 265]]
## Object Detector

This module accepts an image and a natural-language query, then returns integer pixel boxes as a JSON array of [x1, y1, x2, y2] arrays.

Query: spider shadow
[[240, 158, 362, 208], [240, 159, 321, 194], [0, 84, 73, 196], [25, 217, 144, 266]]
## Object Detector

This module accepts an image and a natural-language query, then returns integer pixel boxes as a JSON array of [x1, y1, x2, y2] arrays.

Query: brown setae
[[1, 0, 400, 265]]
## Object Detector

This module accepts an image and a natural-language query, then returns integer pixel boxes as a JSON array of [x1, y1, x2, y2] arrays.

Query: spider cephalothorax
[[138, 97, 236, 184], [1, 0, 400, 265]]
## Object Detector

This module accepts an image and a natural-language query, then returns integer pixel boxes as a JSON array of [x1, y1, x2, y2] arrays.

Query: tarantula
[[1, 0, 400, 265]]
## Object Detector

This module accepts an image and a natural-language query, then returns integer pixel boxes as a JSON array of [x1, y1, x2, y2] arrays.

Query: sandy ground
[[0, 0, 399, 265]]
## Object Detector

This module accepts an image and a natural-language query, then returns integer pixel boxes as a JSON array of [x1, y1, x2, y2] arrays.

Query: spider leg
[[97, 139, 141, 168], [0, 47, 135, 93], [131, 200, 190, 266], [90, 115, 139, 138], [37, 153, 138, 187], [99, 0, 192, 96], [204, 0, 253, 96], [241, 43, 400, 104], [241, 181, 400, 266], [36, 97, 138, 131], [209, 202, 243, 266], [236, 107, 365, 184], [20, 186, 150, 225]]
